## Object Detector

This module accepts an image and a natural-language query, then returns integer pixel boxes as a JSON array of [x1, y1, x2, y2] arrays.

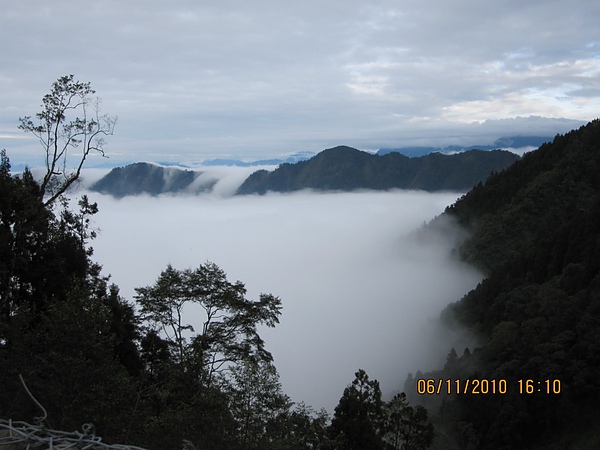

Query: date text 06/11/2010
[[416, 379, 561, 395]]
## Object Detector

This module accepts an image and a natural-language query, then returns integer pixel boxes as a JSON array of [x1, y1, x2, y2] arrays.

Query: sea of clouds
[[80, 168, 482, 412]]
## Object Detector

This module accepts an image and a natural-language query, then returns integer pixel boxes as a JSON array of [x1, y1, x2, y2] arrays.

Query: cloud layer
[[86, 185, 482, 411], [1, 1, 597, 166]]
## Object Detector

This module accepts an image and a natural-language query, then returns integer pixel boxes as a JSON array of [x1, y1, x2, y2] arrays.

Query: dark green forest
[[90, 162, 207, 197], [409, 119, 600, 449], [236, 145, 519, 195]]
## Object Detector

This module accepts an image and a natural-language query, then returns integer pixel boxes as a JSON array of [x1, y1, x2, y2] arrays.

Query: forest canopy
[[412, 119, 600, 449]]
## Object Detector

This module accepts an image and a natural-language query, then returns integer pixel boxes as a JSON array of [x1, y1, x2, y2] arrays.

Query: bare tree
[[19, 75, 116, 206]]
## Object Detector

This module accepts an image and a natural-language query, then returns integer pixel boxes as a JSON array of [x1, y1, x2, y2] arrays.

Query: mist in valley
[[83, 173, 482, 412]]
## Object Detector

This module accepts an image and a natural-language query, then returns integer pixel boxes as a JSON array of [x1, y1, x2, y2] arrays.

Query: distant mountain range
[[236, 146, 520, 195], [198, 135, 549, 165], [90, 146, 520, 197], [378, 135, 552, 157], [199, 135, 550, 165], [200, 151, 315, 167]]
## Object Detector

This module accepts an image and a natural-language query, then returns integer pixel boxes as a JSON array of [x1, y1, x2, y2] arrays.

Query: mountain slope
[[236, 146, 520, 194], [414, 120, 600, 449], [90, 163, 215, 197]]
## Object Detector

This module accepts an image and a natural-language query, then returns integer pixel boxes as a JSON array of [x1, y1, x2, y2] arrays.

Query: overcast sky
[[1, 0, 598, 166]]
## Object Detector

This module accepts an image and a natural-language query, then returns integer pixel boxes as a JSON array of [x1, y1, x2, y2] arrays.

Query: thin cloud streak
[[87, 186, 482, 411]]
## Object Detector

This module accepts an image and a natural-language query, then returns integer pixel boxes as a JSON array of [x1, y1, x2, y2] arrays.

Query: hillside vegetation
[[90, 162, 216, 197], [90, 148, 519, 198], [236, 147, 519, 194], [412, 119, 600, 449]]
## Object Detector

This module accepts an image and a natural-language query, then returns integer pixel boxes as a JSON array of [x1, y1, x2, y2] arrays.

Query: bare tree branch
[[19, 75, 117, 207]]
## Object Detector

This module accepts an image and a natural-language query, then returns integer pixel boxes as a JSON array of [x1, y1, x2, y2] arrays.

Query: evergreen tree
[[329, 369, 385, 450]]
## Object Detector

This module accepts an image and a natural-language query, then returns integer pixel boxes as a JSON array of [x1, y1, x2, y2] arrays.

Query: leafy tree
[[130, 367, 236, 450], [58, 194, 99, 254], [3, 280, 138, 439], [132, 263, 284, 450], [383, 393, 433, 450], [329, 369, 385, 450], [18, 75, 116, 206], [0, 152, 100, 342], [266, 403, 331, 450], [223, 359, 291, 449], [136, 264, 190, 362], [105, 284, 143, 376], [0, 171, 143, 438], [0, 133, 144, 447], [135, 262, 282, 386], [139, 328, 172, 380], [1, 75, 113, 351]]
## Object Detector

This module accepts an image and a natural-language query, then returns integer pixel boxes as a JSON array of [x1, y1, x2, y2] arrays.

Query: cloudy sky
[[1, 0, 598, 166]]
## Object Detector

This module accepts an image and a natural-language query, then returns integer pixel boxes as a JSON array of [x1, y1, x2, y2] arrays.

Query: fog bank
[[86, 188, 482, 412]]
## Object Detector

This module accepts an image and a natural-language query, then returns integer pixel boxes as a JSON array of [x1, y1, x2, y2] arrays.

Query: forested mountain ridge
[[90, 162, 216, 197], [412, 119, 600, 449], [90, 147, 520, 198], [236, 146, 520, 194]]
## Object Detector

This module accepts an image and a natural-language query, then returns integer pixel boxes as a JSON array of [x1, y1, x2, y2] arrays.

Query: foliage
[[266, 403, 332, 450], [383, 393, 434, 450], [3, 282, 139, 439], [223, 360, 292, 449], [329, 370, 434, 450], [0, 149, 142, 443], [0, 149, 97, 344], [329, 369, 386, 450], [416, 119, 600, 449], [135, 262, 282, 386]]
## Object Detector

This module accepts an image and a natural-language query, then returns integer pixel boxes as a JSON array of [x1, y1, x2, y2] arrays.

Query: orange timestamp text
[[416, 378, 561, 395]]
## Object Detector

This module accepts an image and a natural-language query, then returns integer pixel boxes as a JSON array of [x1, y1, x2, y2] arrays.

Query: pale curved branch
[[18, 75, 116, 207]]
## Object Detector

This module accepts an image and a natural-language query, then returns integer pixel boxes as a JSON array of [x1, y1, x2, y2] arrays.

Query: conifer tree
[[329, 369, 385, 450]]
